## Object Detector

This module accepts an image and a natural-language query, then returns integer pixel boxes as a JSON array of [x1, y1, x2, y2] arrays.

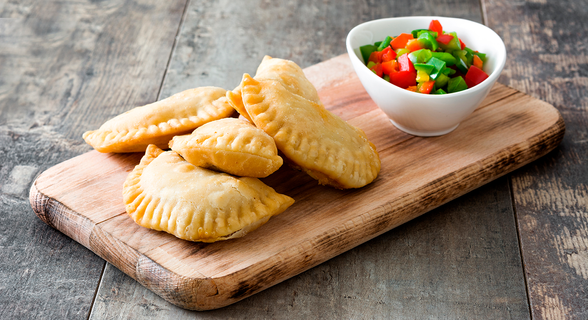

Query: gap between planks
[[507, 176, 534, 319], [89, 0, 192, 316], [156, 0, 192, 101]]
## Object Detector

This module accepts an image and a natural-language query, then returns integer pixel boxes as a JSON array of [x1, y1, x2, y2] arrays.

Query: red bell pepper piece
[[381, 46, 397, 62], [418, 80, 436, 94], [368, 51, 383, 64], [390, 71, 417, 89], [464, 65, 488, 88], [391, 33, 414, 50], [397, 53, 415, 73], [370, 63, 383, 77], [429, 20, 443, 33], [459, 38, 466, 50], [381, 60, 398, 75], [436, 34, 454, 45]]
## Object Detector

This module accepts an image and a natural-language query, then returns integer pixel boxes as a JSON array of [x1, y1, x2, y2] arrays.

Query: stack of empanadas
[[83, 56, 381, 242]]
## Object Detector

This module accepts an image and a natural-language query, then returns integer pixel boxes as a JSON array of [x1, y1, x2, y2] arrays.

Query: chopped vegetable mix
[[359, 19, 490, 94]]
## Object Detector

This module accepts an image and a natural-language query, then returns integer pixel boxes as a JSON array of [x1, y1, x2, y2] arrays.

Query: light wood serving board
[[29, 54, 564, 311]]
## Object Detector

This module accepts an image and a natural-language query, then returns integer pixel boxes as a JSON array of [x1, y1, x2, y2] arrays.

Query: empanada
[[228, 56, 321, 122], [83, 87, 234, 153], [254, 55, 322, 105], [228, 74, 381, 189], [123, 145, 294, 242], [169, 118, 283, 178]]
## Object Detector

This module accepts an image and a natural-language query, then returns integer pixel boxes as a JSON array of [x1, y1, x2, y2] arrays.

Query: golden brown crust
[[226, 89, 253, 123], [254, 56, 322, 105], [169, 118, 283, 178], [231, 74, 381, 189], [83, 87, 235, 153], [226, 56, 322, 121], [123, 145, 294, 242]]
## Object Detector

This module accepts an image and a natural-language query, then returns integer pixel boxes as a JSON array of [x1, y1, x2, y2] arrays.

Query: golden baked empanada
[[253, 55, 322, 105], [123, 145, 294, 242], [228, 56, 321, 122], [228, 74, 380, 189], [169, 118, 283, 178], [83, 87, 234, 153]]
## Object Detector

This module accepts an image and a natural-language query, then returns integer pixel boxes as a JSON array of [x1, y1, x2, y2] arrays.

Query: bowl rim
[[345, 16, 506, 99]]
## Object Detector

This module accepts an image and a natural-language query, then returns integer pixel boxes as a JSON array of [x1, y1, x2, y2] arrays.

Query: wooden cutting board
[[29, 54, 564, 311]]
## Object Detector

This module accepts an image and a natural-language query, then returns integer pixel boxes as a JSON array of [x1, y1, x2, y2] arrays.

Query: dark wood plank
[[88, 0, 532, 317], [0, 0, 186, 318], [484, 0, 588, 318]]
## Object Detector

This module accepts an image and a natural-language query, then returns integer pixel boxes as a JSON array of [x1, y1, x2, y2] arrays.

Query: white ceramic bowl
[[346, 16, 506, 136]]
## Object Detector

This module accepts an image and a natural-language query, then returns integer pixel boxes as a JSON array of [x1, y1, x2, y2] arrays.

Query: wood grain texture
[[0, 0, 186, 318], [89, 0, 535, 317], [484, 0, 588, 318], [89, 179, 530, 319], [30, 55, 564, 311]]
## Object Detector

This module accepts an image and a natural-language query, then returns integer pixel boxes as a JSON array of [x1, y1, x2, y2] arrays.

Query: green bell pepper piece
[[396, 48, 410, 57], [411, 29, 428, 38], [438, 31, 461, 52], [366, 61, 376, 69], [464, 47, 474, 65], [452, 50, 470, 73], [456, 58, 469, 73], [447, 76, 468, 93], [417, 30, 438, 38], [431, 52, 457, 66], [433, 88, 447, 94], [360, 44, 377, 63], [425, 57, 446, 80], [414, 63, 435, 74], [441, 68, 456, 76], [383, 74, 390, 82], [417, 32, 439, 51], [377, 36, 393, 51], [435, 73, 450, 89], [408, 49, 432, 64]]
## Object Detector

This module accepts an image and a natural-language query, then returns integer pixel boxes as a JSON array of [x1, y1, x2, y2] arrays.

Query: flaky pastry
[[83, 87, 234, 153], [227, 56, 322, 122], [170, 118, 283, 178], [123, 145, 294, 242], [228, 74, 380, 189]]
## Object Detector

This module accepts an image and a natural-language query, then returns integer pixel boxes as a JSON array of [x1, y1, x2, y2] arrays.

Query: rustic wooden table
[[1, 0, 586, 319]]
